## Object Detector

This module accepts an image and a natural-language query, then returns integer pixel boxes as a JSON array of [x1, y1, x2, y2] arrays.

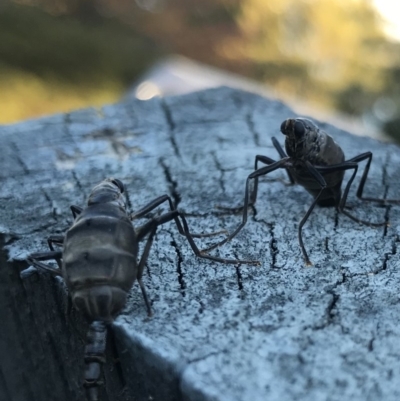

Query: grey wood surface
[[1, 87, 400, 401]]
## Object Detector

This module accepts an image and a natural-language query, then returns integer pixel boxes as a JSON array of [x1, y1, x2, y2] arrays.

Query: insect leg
[[249, 154, 279, 207], [272, 137, 295, 184], [346, 152, 400, 204], [136, 229, 160, 316], [47, 235, 64, 250], [205, 159, 288, 253], [138, 211, 259, 266], [178, 212, 260, 265], [136, 215, 185, 316], [297, 161, 329, 265], [46, 235, 74, 315], [27, 251, 63, 276], [130, 195, 172, 220], [316, 162, 386, 226], [132, 195, 226, 238], [70, 205, 83, 219], [47, 234, 64, 269], [218, 154, 281, 215], [136, 209, 245, 316]]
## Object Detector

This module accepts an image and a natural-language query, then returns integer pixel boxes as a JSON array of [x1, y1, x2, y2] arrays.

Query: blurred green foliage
[[0, 1, 159, 122], [0, 6, 156, 84], [227, 0, 395, 109], [2, 0, 400, 142]]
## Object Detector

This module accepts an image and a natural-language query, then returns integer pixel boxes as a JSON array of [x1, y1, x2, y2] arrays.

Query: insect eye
[[111, 179, 124, 193], [294, 121, 305, 137]]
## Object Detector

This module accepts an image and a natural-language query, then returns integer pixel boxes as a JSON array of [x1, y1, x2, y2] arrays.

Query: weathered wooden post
[[1, 87, 400, 401]]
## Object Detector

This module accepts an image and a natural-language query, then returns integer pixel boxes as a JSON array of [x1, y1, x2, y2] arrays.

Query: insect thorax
[[62, 203, 138, 322], [286, 129, 345, 166]]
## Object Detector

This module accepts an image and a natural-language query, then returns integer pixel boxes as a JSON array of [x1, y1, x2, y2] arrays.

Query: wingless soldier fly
[[205, 118, 400, 265], [27, 178, 257, 401]]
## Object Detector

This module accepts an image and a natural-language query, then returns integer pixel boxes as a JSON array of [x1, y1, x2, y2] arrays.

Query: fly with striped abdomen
[[27, 177, 256, 401]]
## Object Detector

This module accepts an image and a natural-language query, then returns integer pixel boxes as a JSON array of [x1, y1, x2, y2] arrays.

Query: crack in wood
[[268, 223, 278, 269], [246, 113, 260, 147], [169, 236, 186, 297], [159, 158, 182, 209], [235, 264, 243, 291], [379, 235, 398, 273], [211, 152, 226, 194], [10, 141, 30, 174], [161, 100, 181, 159]]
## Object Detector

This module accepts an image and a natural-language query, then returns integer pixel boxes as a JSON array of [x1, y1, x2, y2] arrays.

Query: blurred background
[[1, 0, 400, 142]]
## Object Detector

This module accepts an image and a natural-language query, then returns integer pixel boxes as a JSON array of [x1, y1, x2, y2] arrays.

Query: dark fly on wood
[[205, 118, 400, 265], [26, 178, 256, 401]]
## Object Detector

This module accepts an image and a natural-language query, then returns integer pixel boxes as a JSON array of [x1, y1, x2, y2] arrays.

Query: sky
[[373, 0, 400, 41]]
